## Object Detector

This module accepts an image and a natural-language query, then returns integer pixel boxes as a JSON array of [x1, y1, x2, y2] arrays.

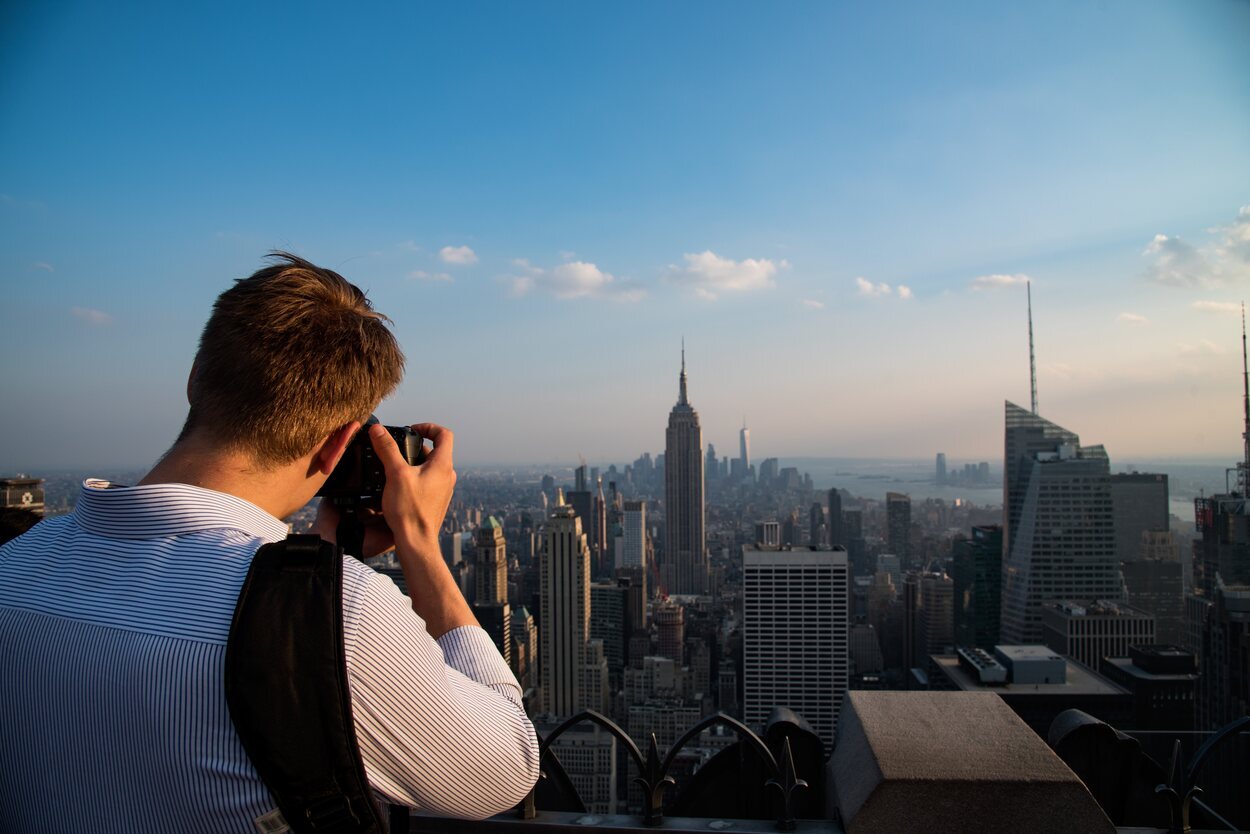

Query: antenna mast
[[1027, 280, 1038, 414], [1241, 302, 1249, 494]]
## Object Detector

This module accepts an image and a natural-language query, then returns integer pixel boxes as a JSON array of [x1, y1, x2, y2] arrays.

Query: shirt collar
[[73, 479, 290, 542]]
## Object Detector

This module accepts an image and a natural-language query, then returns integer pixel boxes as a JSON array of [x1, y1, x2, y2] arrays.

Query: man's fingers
[[411, 423, 454, 465], [367, 423, 409, 473]]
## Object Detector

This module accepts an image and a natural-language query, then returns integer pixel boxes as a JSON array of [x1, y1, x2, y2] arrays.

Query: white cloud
[[1144, 234, 1215, 288], [898, 285, 913, 300], [507, 259, 644, 302], [409, 270, 453, 283], [71, 306, 112, 325], [801, 299, 825, 310], [1116, 312, 1150, 324], [1179, 340, 1225, 356], [969, 273, 1030, 291], [558, 250, 577, 262], [32, 261, 53, 272], [667, 251, 783, 300], [1192, 300, 1241, 315], [439, 245, 478, 265], [511, 258, 543, 275], [1146, 206, 1250, 289], [856, 277, 893, 297]]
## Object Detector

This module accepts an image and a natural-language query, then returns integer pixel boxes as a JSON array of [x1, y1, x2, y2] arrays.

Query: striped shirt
[[0, 480, 539, 833]]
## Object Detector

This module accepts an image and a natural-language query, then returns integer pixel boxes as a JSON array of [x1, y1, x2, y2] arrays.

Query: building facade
[[1040, 600, 1156, 670], [742, 545, 850, 751], [540, 490, 592, 718], [1000, 402, 1123, 644]]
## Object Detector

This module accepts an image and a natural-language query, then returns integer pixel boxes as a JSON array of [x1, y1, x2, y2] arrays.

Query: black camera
[[316, 416, 427, 507]]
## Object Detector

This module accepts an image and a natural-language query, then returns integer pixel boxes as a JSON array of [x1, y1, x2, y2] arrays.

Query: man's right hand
[[369, 421, 457, 554]]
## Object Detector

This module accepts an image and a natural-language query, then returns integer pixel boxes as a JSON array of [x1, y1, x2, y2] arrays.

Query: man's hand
[[314, 422, 456, 558], [369, 422, 456, 550]]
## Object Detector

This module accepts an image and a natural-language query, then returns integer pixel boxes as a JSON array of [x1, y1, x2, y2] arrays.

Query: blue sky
[[2, 1, 1249, 470]]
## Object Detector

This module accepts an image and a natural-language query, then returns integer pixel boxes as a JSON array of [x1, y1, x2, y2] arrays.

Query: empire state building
[[663, 348, 707, 595]]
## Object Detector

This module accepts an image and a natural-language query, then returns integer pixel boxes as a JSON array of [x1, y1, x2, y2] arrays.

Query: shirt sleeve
[[339, 559, 540, 819]]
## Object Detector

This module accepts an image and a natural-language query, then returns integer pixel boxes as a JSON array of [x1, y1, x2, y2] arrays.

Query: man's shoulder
[[0, 513, 270, 644]]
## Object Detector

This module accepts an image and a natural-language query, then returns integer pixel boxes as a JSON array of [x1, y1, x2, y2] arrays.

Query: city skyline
[[2, 2, 1249, 470]]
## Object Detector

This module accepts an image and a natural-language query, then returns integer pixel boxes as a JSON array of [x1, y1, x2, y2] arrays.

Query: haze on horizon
[[1, 1, 1248, 474]]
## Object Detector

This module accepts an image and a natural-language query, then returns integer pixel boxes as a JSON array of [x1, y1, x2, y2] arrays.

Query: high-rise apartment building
[[742, 545, 850, 752], [541, 489, 592, 717], [886, 492, 912, 568], [1000, 402, 1122, 644], [663, 349, 707, 595]]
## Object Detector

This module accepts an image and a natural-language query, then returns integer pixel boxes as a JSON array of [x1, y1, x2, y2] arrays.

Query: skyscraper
[[828, 488, 845, 549], [472, 517, 512, 665], [1109, 472, 1169, 563], [739, 420, 751, 476], [1190, 312, 1250, 729], [952, 525, 1003, 649], [474, 517, 507, 605], [743, 545, 850, 752], [541, 489, 592, 717], [663, 347, 707, 595], [1000, 402, 1122, 644], [935, 453, 947, 486], [592, 477, 608, 578], [617, 500, 647, 570], [886, 492, 912, 568]]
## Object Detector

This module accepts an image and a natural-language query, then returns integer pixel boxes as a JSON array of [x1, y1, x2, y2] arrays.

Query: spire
[[1241, 302, 1249, 494], [1027, 280, 1038, 415], [555, 487, 565, 507], [678, 339, 689, 405]]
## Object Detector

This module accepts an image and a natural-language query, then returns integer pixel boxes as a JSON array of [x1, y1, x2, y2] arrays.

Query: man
[[0, 254, 539, 831]]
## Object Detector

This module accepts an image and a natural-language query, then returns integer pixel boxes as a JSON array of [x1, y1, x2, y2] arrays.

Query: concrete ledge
[[831, 691, 1114, 834]]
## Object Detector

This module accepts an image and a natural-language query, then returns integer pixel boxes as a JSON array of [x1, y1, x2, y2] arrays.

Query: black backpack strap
[[225, 534, 387, 834]]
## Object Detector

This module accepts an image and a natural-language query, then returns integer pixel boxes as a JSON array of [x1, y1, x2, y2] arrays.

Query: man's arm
[[341, 561, 539, 818], [340, 422, 538, 817]]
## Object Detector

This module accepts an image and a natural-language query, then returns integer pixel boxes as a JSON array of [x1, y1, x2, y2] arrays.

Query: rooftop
[[934, 654, 1127, 697], [394, 690, 1245, 833]]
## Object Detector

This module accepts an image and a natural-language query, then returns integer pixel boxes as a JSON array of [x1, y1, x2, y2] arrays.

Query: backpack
[[224, 534, 409, 833]]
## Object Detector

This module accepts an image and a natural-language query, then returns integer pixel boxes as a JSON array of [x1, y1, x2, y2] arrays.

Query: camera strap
[[335, 509, 366, 560], [225, 534, 402, 833]]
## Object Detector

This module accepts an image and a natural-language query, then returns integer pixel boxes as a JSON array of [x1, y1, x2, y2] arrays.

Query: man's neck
[[139, 436, 314, 520]]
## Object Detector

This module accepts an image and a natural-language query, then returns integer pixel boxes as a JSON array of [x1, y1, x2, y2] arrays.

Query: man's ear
[[314, 421, 361, 476]]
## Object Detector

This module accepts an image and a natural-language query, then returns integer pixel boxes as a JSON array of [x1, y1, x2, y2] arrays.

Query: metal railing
[[517, 710, 810, 831]]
